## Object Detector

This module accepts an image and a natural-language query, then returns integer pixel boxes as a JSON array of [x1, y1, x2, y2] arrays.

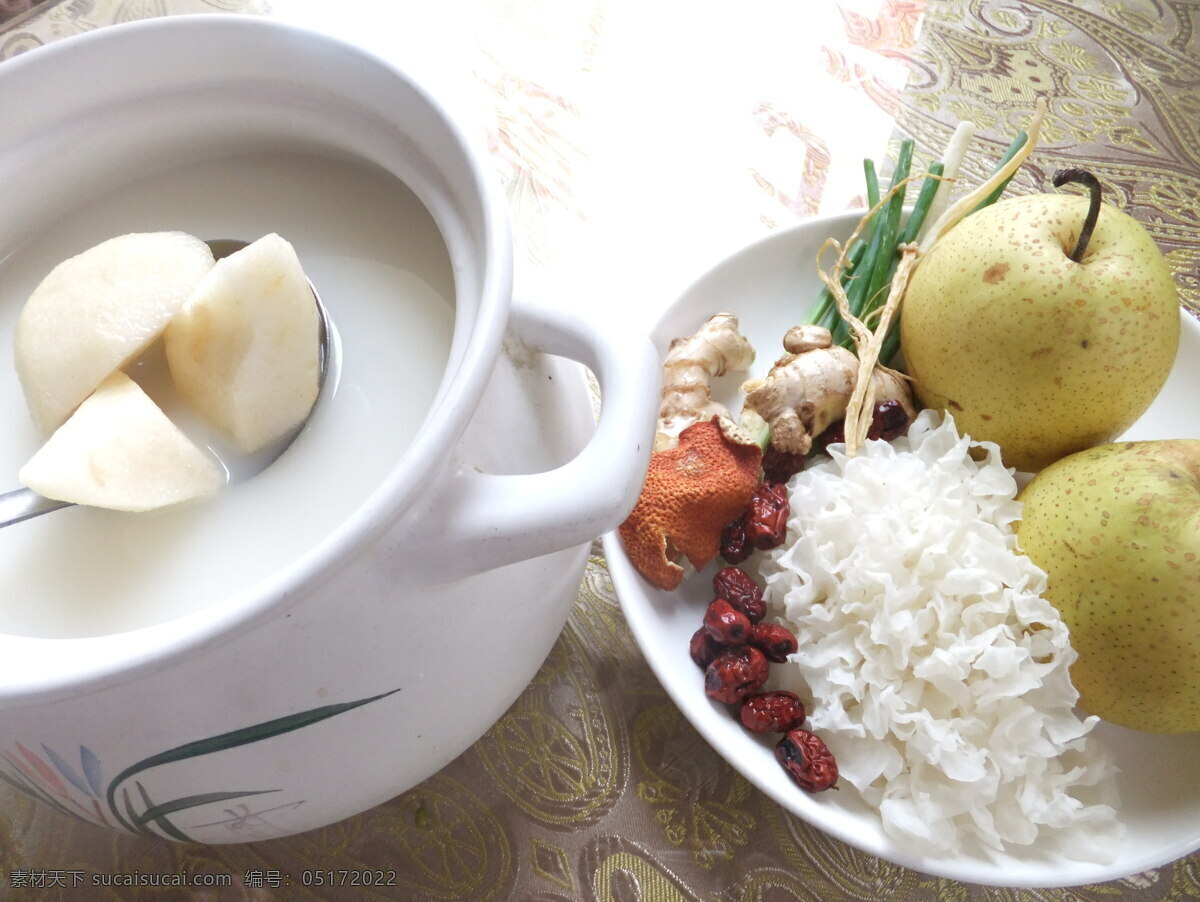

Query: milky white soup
[[0, 150, 455, 638]]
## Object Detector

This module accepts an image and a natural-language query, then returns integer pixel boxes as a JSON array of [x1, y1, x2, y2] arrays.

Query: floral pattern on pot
[[0, 687, 399, 841]]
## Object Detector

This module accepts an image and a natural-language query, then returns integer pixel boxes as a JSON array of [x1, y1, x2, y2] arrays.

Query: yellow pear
[[901, 171, 1180, 472], [14, 231, 215, 434], [1017, 440, 1200, 733], [19, 371, 224, 512], [164, 233, 320, 454]]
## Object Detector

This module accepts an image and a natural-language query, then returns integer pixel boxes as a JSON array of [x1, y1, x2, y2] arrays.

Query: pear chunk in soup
[[14, 231, 215, 434], [165, 233, 320, 454], [19, 371, 225, 511]]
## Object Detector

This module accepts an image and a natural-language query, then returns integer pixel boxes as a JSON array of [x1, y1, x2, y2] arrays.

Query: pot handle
[[391, 293, 660, 581]]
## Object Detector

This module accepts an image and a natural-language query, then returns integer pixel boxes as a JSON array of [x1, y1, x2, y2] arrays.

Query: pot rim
[[0, 14, 514, 704]]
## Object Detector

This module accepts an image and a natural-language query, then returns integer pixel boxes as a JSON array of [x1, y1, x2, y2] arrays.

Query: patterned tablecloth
[[1, 1, 1198, 900]]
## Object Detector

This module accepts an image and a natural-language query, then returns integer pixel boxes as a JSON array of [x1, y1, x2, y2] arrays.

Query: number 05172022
[[301, 869, 399, 887]]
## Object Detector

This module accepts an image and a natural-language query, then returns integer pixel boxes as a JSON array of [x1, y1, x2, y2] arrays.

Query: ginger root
[[655, 312, 755, 451], [742, 324, 915, 456], [621, 312, 767, 590]]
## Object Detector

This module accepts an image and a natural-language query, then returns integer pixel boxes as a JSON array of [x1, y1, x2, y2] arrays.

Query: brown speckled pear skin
[[900, 193, 1181, 473], [1017, 440, 1200, 733]]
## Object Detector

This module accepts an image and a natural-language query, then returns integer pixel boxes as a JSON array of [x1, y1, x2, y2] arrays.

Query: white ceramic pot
[[0, 16, 658, 842]]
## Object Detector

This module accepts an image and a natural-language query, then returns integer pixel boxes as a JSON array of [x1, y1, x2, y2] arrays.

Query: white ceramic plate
[[603, 211, 1200, 887]]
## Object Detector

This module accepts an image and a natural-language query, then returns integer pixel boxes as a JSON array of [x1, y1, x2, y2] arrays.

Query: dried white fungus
[[755, 410, 1122, 859]]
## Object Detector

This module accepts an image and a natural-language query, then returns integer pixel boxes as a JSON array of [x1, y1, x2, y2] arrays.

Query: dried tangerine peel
[[619, 417, 763, 590]]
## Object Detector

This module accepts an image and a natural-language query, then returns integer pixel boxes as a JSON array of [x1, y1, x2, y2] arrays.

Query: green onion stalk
[[806, 131, 1029, 366]]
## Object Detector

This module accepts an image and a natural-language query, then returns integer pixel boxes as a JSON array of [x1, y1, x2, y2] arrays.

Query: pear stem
[[1051, 168, 1102, 263]]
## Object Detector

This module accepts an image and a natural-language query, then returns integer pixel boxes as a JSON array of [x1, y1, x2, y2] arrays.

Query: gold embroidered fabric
[[1, 1, 1197, 900]]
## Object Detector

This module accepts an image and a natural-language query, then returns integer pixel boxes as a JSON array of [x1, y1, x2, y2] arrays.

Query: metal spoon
[[0, 238, 332, 527]]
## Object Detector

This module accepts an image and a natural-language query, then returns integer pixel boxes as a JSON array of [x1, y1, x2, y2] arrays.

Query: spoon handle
[[0, 486, 72, 527]]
